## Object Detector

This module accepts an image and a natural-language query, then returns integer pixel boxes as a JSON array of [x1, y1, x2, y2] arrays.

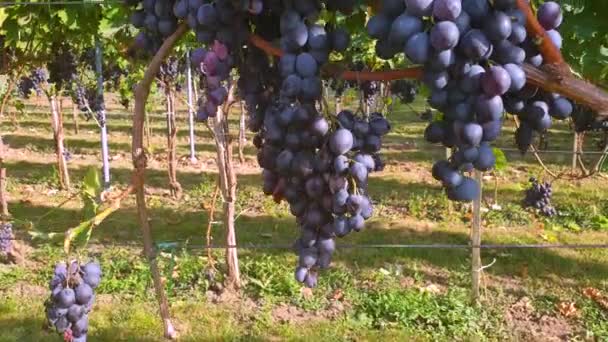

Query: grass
[[1, 97, 608, 341]]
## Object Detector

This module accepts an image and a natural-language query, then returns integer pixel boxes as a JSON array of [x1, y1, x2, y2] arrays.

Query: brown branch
[[205, 179, 220, 271], [248, 34, 424, 81], [0, 135, 8, 217], [247, 35, 608, 119], [132, 22, 188, 340], [516, 0, 565, 66], [523, 64, 608, 120], [249, 34, 283, 57]]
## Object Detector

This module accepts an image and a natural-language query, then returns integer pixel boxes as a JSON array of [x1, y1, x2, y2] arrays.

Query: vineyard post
[[471, 170, 483, 304], [0, 135, 8, 217], [185, 49, 197, 163], [96, 39, 111, 189], [572, 132, 578, 173], [238, 101, 246, 164], [49, 95, 70, 190], [72, 102, 79, 135], [166, 87, 182, 198]]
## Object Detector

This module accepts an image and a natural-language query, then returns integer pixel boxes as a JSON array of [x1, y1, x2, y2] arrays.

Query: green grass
[[1, 98, 608, 341]]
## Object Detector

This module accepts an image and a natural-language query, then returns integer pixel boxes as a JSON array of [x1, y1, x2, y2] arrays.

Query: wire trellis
[[5, 237, 608, 251], [0, 1, 122, 5]]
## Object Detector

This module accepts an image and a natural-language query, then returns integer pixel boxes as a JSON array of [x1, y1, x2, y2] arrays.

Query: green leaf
[[64, 204, 120, 254], [64, 219, 94, 254], [82, 167, 101, 199], [492, 148, 508, 171], [56, 10, 68, 25]]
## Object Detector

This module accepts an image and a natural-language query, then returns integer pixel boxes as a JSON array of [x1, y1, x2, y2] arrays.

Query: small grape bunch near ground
[[45, 261, 102, 342], [0, 222, 13, 258], [523, 177, 556, 217]]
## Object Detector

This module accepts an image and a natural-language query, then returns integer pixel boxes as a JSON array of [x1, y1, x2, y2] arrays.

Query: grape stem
[[248, 30, 608, 119]]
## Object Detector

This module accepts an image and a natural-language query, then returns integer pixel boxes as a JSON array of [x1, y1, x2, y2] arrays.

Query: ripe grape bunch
[[17, 68, 47, 99], [235, 1, 394, 287], [0, 222, 13, 256], [366, 0, 571, 202], [73, 84, 104, 122], [46, 261, 101, 342], [47, 44, 79, 91], [191, 41, 234, 120], [157, 56, 180, 88], [523, 177, 556, 217]]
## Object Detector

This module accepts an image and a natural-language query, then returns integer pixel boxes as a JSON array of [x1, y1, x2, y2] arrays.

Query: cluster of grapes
[[159, 56, 179, 83], [73, 84, 104, 121], [0, 222, 13, 256], [364, 0, 566, 202], [390, 80, 419, 104], [128, 0, 180, 54], [176, 0, 253, 120], [237, 1, 393, 287], [46, 261, 101, 342], [192, 41, 233, 120], [17, 68, 47, 99], [104, 64, 128, 92], [47, 44, 78, 91], [505, 2, 573, 153], [523, 177, 556, 217]]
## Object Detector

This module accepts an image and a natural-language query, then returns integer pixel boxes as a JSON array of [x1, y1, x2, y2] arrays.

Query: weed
[[354, 287, 489, 339]]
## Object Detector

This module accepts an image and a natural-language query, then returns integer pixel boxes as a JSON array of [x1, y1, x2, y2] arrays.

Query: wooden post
[[471, 170, 482, 304], [72, 102, 79, 135], [238, 101, 246, 164], [572, 132, 578, 173], [50, 96, 70, 190], [166, 89, 181, 198], [0, 135, 8, 217]]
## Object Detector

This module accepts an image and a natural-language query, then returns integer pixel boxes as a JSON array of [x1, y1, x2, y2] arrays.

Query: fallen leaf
[[301, 287, 313, 299], [419, 283, 441, 295], [557, 302, 578, 318]]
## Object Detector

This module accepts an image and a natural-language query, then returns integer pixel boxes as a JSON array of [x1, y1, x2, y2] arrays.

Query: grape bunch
[[17, 68, 47, 99], [178, 0, 251, 121], [364, 0, 570, 202], [523, 177, 556, 217], [127, 0, 180, 54], [47, 44, 78, 91], [390, 80, 419, 104], [0, 222, 13, 256], [238, 1, 394, 287], [46, 261, 101, 342], [192, 41, 233, 120], [72, 84, 104, 121], [157, 56, 180, 87]]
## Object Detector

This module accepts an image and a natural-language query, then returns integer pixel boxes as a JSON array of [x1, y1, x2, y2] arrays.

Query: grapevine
[[121, 0, 608, 290]]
